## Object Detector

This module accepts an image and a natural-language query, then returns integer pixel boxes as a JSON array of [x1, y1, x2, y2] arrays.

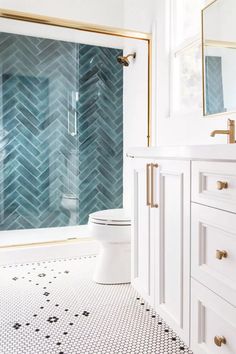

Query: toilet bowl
[[89, 209, 131, 284], [61, 194, 78, 225]]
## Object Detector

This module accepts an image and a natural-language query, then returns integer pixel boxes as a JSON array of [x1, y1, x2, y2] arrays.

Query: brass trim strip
[[150, 163, 158, 208], [146, 164, 151, 206], [202, 0, 218, 12], [205, 39, 236, 49], [0, 237, 94, 249], [0, 9, 151, 40]]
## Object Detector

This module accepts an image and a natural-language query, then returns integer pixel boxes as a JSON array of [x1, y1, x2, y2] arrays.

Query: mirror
[[202, 0, 236, 116]]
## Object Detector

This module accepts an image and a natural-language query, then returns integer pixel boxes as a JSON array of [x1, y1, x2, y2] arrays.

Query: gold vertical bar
[[146, 164, 151, 206], [150, 163, 159, 208]]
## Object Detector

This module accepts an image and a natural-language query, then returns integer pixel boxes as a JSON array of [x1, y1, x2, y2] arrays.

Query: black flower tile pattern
[[0, 256, 193, 354]]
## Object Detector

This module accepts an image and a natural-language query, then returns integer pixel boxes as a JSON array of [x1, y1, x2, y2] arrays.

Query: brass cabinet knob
[[217, 181, 228, 190], [216, 250, 228, 260], [214, 336, 226, 347]]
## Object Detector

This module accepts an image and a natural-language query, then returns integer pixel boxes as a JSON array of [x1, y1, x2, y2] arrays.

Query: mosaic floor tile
[[0, 256, 192, 354]]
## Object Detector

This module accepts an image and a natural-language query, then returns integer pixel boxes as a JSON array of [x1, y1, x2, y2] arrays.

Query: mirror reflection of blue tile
[[0, 33, 123, 230], [205, 56, 225, 115]]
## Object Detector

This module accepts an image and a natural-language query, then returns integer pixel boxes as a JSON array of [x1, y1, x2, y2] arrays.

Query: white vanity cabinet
[[131, 156, 191, 344], [128, 145, 236, 353]]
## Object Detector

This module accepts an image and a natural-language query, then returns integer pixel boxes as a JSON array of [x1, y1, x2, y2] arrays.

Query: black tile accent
[[38, 273, 46, 277], [13, 323, 21, 329], [47, 316, 59, 323]]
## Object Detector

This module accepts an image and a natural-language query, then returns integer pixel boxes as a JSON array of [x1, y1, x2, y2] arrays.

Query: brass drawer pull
[[150, 163, 159, 208], [214, 336, 226, 347], [146, 164, 151, 206], [217, 181, 228, 190], [216, 250, 228, 260]]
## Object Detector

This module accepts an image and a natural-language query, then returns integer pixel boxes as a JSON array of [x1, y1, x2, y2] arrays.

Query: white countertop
[[126, 145, 236, 162]]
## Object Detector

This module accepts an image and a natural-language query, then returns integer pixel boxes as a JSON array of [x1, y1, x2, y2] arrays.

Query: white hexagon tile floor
[[0, 256, 193, 354]]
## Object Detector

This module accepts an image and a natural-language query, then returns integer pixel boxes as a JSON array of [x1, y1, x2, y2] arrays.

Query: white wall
[[0, 0, 124, 28], [124, 0, 156, 32]]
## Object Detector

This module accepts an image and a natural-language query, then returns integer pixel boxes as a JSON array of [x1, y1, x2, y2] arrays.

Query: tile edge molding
[[0, 237, 95, 249], [0, 8, 152, 41]]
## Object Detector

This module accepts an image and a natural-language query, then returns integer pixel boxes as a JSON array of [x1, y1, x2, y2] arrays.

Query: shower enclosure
[[0, 32, 123, 231]]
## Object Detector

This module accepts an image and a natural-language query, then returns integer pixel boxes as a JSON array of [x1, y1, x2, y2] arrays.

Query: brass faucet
[[210, 119, 236, 144]]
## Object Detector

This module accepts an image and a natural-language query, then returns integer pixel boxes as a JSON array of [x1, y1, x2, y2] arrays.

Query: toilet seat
[[89, 209, 131, 226]]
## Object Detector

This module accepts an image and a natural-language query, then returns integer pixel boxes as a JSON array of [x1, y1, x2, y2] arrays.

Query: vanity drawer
[[191, 203, 236, 306], [192, 161, 236, 212], [191, 279, 236, 354]]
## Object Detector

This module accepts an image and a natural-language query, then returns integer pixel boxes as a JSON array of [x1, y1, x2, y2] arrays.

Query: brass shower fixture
[[117, 52, 136, 66]]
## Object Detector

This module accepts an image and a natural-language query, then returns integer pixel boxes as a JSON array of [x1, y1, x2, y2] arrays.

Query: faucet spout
[[210, 130, 229, 137], [210, 119, 236, 143]]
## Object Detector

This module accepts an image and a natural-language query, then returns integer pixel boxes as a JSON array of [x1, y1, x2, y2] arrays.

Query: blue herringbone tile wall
[[78, 45, 123, 224], [0, 32, 123, 230]]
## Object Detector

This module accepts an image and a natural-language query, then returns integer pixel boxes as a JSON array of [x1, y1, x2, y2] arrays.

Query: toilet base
[[93, 242, 131, 284]]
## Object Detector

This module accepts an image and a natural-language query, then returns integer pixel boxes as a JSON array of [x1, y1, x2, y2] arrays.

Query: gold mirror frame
[[0, 8, 152, 146], [202, 0, 236, 117]]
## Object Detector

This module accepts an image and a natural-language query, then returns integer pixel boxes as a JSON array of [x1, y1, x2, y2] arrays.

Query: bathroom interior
[[0, 0, 236, 353]]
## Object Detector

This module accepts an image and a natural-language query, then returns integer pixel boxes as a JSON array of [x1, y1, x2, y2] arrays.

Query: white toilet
[[89, 209, 131, 284]]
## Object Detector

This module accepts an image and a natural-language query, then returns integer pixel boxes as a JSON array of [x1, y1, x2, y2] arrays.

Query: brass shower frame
[[0, 9, 152, 249]]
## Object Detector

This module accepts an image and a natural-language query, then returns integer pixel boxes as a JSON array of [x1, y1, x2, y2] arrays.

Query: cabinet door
[[154, 160, 191, 344], [131, 158, 156, 306], [191, 279, 236, 354]]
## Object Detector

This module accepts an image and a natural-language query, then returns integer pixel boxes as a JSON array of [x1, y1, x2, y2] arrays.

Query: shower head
[[117, 53, 136, 67]]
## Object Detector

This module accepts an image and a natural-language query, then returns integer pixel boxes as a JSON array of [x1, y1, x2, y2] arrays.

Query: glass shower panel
[[0, 32, 123, 231], [0, 33, 78, 230]]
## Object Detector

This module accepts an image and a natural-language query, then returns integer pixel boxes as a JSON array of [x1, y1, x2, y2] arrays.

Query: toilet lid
[[89, 209, 131, 225]]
